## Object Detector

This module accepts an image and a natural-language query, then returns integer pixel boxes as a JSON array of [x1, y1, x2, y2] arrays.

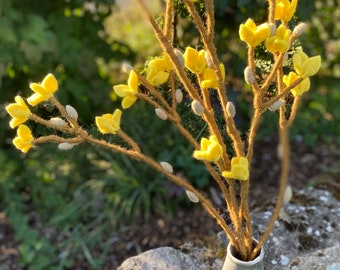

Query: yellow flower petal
[[293, 51, 321, 78], [127, 70, 138, 93], [6, 96, 31, 128], [201, 68, 217, 89], [183, 47, 207, 74], [122, 95, 137, 109], [303, 56, 321, 77], [146, 70, 169, 86], [27, 93, 48, 106], [113, 85, 131, 98], [29, 83, 49, 96], [253, 23, 271, 46], [239, 23, 255, 46], [42, 73, 58, 94]]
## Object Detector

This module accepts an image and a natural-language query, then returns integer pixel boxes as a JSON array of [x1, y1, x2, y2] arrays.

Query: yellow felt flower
[[146, 55, 173, 86], [239, 19, 271, 48], [6, 96, 31, 128], [222, 157, 249, 181], [95, 109, 122, 135], [183, 47, 207, 74], [293, 51, 321, 78], [27, 73, 58, 106], [193, 135, 223, 163], [13, 124, 34, 153], [265, 24, 291, 53], [283, 72, 310, 97], [275, 0, 298, 23], [113, 70, 139, 109], [201, 64, 225, 89]]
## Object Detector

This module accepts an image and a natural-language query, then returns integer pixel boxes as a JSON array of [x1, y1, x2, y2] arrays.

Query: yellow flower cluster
[[193, 135, 222, 163], [238, 0, 321, 96], [5, 73, 59, 153], [12, 125, 34, 153], [95, 109, 122, 135], [265, 24, 291, 53], [146, 55, 173, 86], [6, 96, 31, 128], [239, 19, 270, 48], [113, 70, 139, 109], [222, 157, 249, 181], [28, 73, 58, 106], [275, 0, 298, 23], [183, 47, 225, 89], [283, 51, 321, 96]]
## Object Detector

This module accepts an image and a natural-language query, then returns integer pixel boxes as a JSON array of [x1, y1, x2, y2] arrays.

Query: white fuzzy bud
[[277, 143, 283, 160], [244, 66, 255, 84], [191, 100, 204, 116], [204, 51, 213, 68], [175, 89, 183, 103], [174, 49, 184, 66], [65, 105, 78, 119], [283, 52, 289, 62], [269, 22, 277, 36], [283, 185, 293, 204], [121, 61, 133, 74], [155, 108, 168, 120], [50, 117, 66, 128], [160, 161, 173, 173], [186, 190, 200, 203], [58, 142, 74, 151], [268, 99, 285, 111], [226, 101, 236, 118], [293, 23, 307, 37]]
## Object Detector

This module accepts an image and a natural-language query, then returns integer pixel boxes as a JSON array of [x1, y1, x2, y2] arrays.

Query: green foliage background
[[0, 0, 339, 269]]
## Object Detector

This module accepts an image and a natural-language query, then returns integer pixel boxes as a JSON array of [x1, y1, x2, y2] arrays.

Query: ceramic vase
[[222, 241, 264, 270]]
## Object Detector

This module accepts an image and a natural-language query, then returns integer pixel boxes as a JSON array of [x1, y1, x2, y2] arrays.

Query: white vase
[[222, 241, 264, 270]]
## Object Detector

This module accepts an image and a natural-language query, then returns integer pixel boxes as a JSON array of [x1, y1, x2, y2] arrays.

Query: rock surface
[[118, 246, 223, 270], [119, 188, 340, 270]]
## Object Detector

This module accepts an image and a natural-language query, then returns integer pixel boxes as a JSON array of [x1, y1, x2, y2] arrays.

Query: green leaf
[[0, 18, 18, 44]]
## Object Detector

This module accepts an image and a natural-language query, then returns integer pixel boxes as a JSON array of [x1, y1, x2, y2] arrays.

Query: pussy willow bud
[[65, 105, 78, 119], [283, 185, 292, 204], [204, 51, 213, 68], [175, 89, 183, 104], [186, 190, 200, 203], [174, 49, 184, 66], [244, 66, 255, 84], [283, 52, 289, 62], [155, 108, 168, 120], [58, 142, 74, 151], [292, 23, 307, 37], [160, 161, 173, 173], [268, 99, 285, 111], [226, 101, 236, 118], [50, 117, 66, 128], [269, 22, 277, 36], [121, 61, 133, 74], [277, 143, 283, 159], [191, 100, 204, 116]]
